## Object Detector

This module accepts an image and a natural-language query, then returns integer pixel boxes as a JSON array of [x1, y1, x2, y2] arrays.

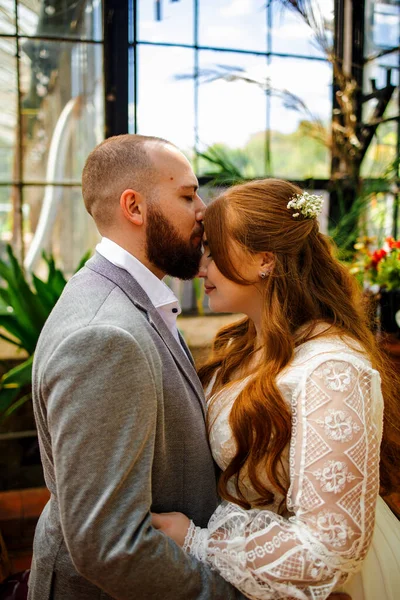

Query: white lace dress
[[184, 337, 400, 600]]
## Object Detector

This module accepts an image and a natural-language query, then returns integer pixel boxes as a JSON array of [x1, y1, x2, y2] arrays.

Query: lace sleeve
[[185, 358, 384, 600]]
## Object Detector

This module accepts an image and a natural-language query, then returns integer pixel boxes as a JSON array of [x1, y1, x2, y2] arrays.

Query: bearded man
[[27, 134, 242, 600]]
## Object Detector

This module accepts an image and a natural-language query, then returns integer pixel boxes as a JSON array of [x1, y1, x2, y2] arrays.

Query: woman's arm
[[154, 358, 382, 600]]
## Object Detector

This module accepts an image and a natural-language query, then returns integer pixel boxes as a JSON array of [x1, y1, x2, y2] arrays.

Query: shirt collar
[[96, 237, 181, 311]]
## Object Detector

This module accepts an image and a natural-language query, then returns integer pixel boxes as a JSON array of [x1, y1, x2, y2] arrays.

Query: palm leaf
[[0, 393, 32, 423], [32, 274, 60, 312], [0, 314, 38, 353], [0, 356, 33, 415], [5, 245, 48, 326], [0, 288, 12, 312], [0, 331, 25, 349], [0, 249, 92, 422], [0, 247, 46, 337], [1, 355, 33, 387], [198, 147, 245, 186], [74, 250, 92, 272]]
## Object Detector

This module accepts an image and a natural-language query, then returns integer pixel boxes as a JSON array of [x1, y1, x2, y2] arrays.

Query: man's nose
[[197, 253, 207, 278], [195, 194, 207, 221]]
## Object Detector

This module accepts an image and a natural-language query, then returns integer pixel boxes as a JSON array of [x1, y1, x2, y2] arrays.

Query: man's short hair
[[82, 134, 173, 228]]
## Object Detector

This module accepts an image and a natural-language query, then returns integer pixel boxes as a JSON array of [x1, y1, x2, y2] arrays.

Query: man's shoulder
[[36, 267, 153, 361]]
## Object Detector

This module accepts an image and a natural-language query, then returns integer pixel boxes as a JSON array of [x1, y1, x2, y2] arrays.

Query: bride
[[153, 178, 400, 600]]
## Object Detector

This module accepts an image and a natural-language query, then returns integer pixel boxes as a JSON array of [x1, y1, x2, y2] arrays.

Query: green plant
[[0, 245, 91, 423], [348, 236, 400, 291], [197, 145, 245, 186]]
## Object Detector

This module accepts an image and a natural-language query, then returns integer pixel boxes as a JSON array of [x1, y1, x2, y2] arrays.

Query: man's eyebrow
[[178, 184, 199, 193]]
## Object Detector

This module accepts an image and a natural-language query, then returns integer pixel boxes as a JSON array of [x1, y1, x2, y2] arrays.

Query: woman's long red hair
[[198, 178, 400, 510]]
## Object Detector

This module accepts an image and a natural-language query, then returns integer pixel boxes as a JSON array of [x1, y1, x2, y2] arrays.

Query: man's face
[[144, 145, 206, 279]]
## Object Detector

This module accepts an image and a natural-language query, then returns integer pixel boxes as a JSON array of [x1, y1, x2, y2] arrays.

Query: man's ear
[[119, 189, 144, 226]]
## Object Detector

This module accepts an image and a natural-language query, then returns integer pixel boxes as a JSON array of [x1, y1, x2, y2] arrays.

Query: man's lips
[[191, 235, 203, 247]]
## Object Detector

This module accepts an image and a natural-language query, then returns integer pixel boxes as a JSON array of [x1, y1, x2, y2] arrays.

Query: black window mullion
[[265, 0, 272, 177], [352, 0, 365, 125], [193, 0, 199, 173], [104, 0, 129, 137], [14, 0, 24, 259], [132, 0, 138, 133]]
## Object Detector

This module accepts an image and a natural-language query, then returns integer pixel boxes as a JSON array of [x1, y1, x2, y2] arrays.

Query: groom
[[29, 134, 351, 600], [28, 134, 242, 599]]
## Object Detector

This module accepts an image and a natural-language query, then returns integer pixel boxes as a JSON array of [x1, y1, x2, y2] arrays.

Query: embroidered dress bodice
[[185, 335, 385, 600]]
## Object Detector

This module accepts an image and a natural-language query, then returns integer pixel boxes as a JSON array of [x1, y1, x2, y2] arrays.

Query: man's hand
[[152, 513, 352, 600], [151, 511, 191, 547]]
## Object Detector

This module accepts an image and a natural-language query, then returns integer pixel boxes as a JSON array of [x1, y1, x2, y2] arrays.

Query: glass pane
[[364, 52, 399, 92], [23, 185, 99, 275], [137, 0, 193, 45], [0, 186, 15, 253], [271, 0, 334, 58], [0, 39, 18, 183], [199, 183, 226, 207], [17, 0, 102, 41], [19, 39, 104, 183], [269, 56, 332, 179], [361, 116, 398, 178], [128, 46, 135, 132], [199, 0, 267, 52], [0, 0, 16, 34], [134, 45, 195, 154], [365, 0, 400, 57], [362, 53, 399, 168], [197, 51, 267, 177]]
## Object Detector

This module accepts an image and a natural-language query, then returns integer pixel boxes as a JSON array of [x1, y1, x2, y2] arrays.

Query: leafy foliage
[[330, 157, 400, 257], [0, 246, 91, 423], [197, 121, 330, 183], [346, 235, 400, 292]]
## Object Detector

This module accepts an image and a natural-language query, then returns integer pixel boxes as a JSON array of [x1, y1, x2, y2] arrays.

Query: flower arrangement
[[287, 192, 324, 219], [349, 236, 400, 291]]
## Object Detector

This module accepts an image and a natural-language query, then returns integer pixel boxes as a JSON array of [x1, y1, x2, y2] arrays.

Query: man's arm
[[43, 324, 240, 599]]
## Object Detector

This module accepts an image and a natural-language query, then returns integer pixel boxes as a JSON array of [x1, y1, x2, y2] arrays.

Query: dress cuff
[[183, 521, 209, 562]]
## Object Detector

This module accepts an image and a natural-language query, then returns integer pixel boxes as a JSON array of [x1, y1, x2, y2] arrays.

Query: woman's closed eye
[[202, 241, 212, 258]]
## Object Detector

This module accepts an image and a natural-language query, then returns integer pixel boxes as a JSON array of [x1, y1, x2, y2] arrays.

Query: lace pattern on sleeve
[[187, 357, 383, 600]]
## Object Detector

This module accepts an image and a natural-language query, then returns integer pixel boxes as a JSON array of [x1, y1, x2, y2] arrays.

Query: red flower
[[385, 237, 400, 249], [370, 249, 387, 268]]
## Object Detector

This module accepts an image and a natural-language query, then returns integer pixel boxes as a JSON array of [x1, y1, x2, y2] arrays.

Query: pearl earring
[[259, 271, 267, 279]]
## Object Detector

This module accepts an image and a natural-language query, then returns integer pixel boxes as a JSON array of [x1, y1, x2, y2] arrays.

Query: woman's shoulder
[[291, 328, 374, 375]]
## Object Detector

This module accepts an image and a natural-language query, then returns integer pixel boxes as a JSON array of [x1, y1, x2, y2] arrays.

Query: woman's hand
[[151, 511, 191, 547]]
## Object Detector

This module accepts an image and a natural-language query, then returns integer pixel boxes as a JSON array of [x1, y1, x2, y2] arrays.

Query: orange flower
[[385, 237, 400, 249]]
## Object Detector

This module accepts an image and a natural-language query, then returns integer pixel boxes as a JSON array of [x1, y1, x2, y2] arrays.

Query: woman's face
[[198, 237, 266, 318]]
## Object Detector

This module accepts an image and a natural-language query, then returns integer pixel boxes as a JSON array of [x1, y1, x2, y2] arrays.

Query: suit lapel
[[85, 253, 206, 418]]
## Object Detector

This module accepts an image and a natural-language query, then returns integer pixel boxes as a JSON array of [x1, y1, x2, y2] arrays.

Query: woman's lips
[[204, 285, 216, 295]]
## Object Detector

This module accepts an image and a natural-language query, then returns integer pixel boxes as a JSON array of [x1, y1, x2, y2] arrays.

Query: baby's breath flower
[[287, 192, 324, 220]]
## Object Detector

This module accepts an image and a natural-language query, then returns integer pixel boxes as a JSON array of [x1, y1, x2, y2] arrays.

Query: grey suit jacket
[[28, 253, 241, 600]]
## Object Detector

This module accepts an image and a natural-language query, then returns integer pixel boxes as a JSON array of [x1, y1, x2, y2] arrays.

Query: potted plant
[[348, 236, 400, 335]]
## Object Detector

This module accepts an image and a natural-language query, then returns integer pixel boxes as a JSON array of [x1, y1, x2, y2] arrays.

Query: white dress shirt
[[96, 238, 182, 342]]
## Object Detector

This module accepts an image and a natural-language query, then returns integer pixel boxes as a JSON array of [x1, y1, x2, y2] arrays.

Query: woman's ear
[[119, 189, 144, 226], [260, 251, 275, 272]]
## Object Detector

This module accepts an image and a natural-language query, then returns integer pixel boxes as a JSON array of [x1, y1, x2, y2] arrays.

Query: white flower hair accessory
[[287, 191, 324, 219]]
